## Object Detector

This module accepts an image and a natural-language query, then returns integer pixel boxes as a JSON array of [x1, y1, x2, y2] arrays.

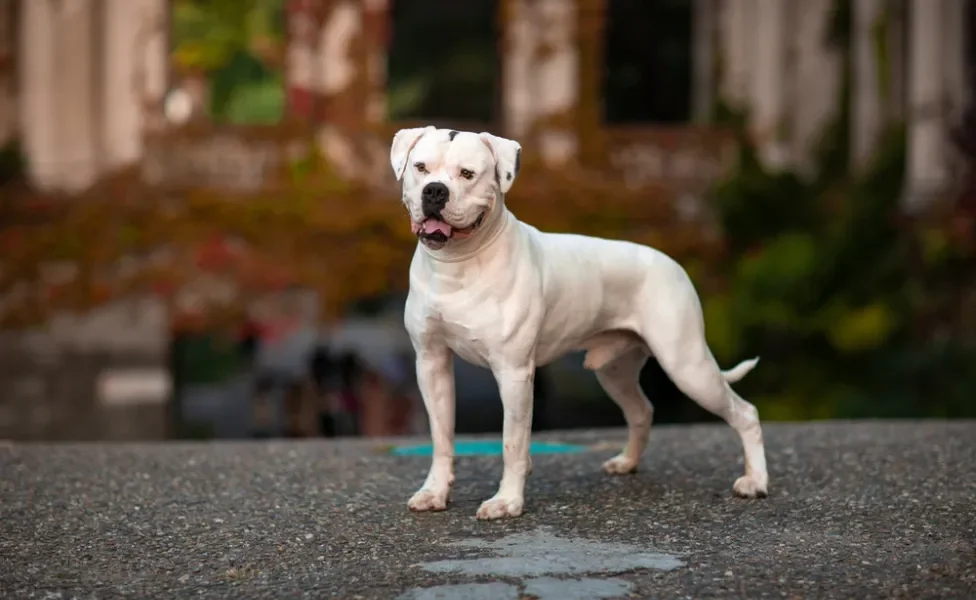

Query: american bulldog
[[390, 126, 768, 520]]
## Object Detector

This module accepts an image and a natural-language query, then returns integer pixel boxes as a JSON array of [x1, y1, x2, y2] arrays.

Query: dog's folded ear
[[390, 126, 435, 181], [479, 132, 522, 194]]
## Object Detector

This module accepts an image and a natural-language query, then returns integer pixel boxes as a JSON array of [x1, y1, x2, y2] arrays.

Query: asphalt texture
[[2, 421, 974, 599]]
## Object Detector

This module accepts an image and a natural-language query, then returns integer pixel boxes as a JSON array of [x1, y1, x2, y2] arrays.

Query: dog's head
[[390, 127, 521, 250]]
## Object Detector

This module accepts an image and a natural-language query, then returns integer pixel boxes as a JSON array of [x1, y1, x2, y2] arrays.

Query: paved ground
[[1, 421, 974, 599]]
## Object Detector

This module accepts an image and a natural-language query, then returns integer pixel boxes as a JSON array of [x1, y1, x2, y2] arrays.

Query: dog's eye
[[415, 162, 428, 174], [460, 169, 474, 180]]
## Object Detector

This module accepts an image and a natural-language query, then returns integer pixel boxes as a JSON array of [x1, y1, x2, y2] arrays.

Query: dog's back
[[523, 221, 686, 301], [517, 219, 692, 365]]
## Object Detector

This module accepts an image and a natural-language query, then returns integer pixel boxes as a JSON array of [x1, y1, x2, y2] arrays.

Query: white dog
[[391, 126, 768, 521]]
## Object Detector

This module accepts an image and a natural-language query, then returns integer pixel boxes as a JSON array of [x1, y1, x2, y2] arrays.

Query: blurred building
[[0, 0, 970, 199], [0, 0, 972, 440]]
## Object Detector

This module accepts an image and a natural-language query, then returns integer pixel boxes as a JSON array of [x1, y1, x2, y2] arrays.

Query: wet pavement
[[1, 421, 974, 599]]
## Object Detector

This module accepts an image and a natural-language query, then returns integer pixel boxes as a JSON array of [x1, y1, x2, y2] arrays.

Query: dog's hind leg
[[594, 346, 653, 475], [652, 331, 768, 497], [636, 274, 768, 497]]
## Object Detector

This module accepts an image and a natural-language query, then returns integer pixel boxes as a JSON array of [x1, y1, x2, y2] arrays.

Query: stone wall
[[0, 298, 170, 442], [0, 288, 326, 442], [0, 345, 169, 442]]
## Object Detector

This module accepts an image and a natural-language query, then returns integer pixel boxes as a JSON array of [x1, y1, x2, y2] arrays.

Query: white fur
[[391, 127, 769, 520]]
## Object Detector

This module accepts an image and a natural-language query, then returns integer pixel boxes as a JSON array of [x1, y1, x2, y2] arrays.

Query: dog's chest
[[411, 291, 503, 369], [434, 300, 498, 368], [444, 328, 492, 368]]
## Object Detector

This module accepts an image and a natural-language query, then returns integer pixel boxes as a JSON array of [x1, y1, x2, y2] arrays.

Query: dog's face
[[390, 127, 521, 250]]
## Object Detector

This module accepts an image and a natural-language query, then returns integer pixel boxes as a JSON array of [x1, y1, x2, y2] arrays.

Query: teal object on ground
[[391, 440, 585, 457]]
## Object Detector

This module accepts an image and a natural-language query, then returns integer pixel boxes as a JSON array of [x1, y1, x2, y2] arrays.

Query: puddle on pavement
[[421, 527, 684, 577], [397, 527, 684, 600]]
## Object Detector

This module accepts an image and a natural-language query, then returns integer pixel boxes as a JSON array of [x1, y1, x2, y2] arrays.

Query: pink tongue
[[422, 219, 453, 236]]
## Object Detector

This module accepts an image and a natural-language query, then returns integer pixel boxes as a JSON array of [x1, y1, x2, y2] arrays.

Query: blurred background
[[0, 0, 973, 442]]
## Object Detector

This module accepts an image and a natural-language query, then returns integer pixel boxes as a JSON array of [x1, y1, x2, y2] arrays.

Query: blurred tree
[[699, 0, 976, 420], [671, 0, 976, 421]]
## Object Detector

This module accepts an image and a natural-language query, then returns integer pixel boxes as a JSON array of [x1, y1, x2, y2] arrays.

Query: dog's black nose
[[421, 182, 449, 217]]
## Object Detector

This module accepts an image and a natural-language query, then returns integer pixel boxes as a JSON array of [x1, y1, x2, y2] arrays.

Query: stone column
[[135, 0, 170, 134], [21, 0, 167, 191], [19, 0, 61, 190], [55, 0, 99, 192], [719, 0, 756, 110], [905, 0, 948, 209], [501, 0, 537, 139], [851, 0, 886, 173], [534, 0, 580, 166], [0, 0, 15, 148], [317, 0, 364, 129], [284, 0, 319, 120], [101, 0, 144, 171], [749, 0, 790, 169], [500, 0, 581, 167], [791, 0, 842, 175]]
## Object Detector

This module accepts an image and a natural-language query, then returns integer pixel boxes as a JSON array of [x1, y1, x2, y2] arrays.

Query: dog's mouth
[[412, 212, 486, 247]]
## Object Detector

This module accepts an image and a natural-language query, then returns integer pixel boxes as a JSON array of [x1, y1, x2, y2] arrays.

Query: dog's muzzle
[[412, 212, 486, 246]]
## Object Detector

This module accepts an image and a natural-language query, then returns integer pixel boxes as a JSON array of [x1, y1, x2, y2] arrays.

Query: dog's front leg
[[476, 364, 534, 520], [407, 345, 456, 512]]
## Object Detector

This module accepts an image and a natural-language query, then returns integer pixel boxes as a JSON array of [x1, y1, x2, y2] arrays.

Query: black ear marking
[[448, 130, 459, 141], [514, 148, 521, 175]]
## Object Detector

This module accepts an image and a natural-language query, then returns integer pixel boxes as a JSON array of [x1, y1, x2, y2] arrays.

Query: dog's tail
[[721, 357, 759, 383]]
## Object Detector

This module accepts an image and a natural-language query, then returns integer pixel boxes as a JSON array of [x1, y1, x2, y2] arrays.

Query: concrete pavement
[[1, 421, 974, 599]]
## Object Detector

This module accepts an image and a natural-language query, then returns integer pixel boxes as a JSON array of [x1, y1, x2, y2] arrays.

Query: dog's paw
[[475, 494, 524, 520], [732, 475, 769, 499], [601, 454, 639, 475], [407, 487, 450, 512]]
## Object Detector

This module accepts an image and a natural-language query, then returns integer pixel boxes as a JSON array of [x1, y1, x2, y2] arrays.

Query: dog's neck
[[420, 203, 514, 264]]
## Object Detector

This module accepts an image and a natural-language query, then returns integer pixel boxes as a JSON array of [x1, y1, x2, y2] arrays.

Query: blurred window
[[969, 1, 976, 102], [603, 0, 694, 124], [387, 0, 500, 124]]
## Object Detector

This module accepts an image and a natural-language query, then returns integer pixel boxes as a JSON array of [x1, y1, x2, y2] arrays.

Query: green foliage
[[172, 0, 285, 124], [704, 121, 976, 420], [223, 78, 286, 124], [209, 50, 271, 118], [702, 0, 976, 420], [171, 0, 258, 71]]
